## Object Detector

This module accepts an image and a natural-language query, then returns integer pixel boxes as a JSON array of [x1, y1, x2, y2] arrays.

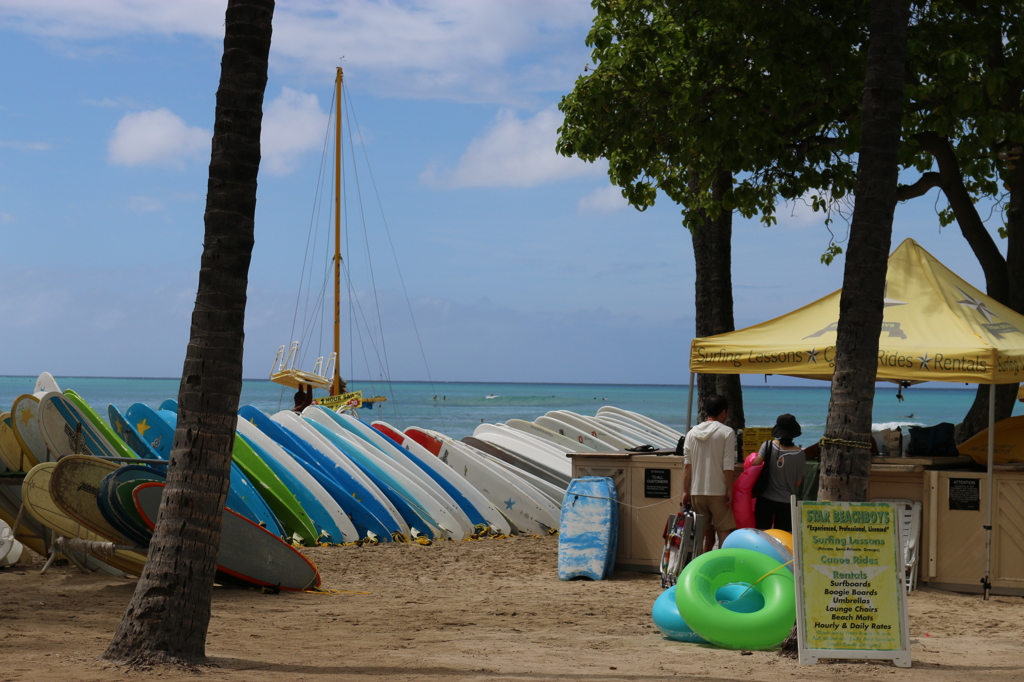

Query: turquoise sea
[[3, 375, 1012, 448]]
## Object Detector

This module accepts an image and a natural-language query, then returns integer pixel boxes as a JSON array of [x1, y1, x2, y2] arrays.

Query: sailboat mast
[[333, 67, 343, 396]]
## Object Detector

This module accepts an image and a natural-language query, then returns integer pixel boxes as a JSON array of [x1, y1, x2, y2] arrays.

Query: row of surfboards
[[465, 406, 685, 486], [0, 373, 684, 588]]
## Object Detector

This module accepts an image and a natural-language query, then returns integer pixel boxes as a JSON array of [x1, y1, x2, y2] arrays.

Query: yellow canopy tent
[[690, 238, 1024, 383], [688, 238, 1024, 598]]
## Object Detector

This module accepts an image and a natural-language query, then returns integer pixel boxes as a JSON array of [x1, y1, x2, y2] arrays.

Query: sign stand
[[792, 499, 911, 667]]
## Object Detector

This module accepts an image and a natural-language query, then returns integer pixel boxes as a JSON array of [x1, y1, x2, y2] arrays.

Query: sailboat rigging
[[269, 67, 385, 412]]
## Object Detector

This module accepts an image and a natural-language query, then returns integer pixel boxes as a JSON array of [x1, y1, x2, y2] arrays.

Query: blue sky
[[0, 0, 1006, 385]]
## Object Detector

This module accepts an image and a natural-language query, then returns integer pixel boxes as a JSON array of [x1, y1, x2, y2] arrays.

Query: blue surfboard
[[121, 403, 284, 537], [238, 403, 399, 536], [238, 405, 394, 541]]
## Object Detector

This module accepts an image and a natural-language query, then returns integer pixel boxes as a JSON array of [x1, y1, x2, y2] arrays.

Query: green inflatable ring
[[676, 548, 795, 650]]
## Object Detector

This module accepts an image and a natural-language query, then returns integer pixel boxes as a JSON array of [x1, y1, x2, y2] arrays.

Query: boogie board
[[557, 476, 619, 581], [134, 482, 320, 591]]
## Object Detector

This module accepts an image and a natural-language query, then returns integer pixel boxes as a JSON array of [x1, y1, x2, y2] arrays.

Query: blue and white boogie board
[[557, 476, 618, 580]]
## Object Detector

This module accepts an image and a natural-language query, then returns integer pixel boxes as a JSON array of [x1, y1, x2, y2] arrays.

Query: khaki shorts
[[691, 494, 736, 532]]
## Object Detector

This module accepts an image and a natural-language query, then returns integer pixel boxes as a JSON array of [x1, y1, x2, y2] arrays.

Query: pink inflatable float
[[732, 452, 762, 529]]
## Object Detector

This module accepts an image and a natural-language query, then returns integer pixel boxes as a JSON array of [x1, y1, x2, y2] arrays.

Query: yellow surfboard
[[22, 463, 146, 576]]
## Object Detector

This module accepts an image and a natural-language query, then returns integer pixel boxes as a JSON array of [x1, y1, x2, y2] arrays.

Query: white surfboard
[[549, 410, 639, 449], [372, 420, 512, 535], [596, 405, 684, 441], [305, 409, 474, 539], [534, 415, 618, 452], [33, 372, 61, 395], [473, 423, 572, 478], [420, 430, 560, 535], [505, 418, 593, 453], [320, 411, 476, 536], [596, 413, 676, 449], [455, 437, 566, 506]]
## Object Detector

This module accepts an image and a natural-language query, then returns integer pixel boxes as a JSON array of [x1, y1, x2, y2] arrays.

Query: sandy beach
[[1, 535, 1022, 681]]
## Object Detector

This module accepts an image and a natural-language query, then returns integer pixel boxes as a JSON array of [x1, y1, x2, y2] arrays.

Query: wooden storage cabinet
[[569, 452, 683, 573]]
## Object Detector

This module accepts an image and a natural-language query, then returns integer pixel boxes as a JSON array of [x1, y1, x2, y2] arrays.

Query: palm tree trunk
[[692, 169, 745, 431], [102, 0, 274, 666], [819, 0, 910, 502]]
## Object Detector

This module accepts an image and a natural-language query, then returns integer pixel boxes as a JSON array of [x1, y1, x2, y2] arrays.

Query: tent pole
[[686, 372, 695, 431], [984, 382, 995, 600]]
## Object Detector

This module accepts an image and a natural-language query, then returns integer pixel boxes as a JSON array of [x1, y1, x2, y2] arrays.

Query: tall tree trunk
[[819, 0, 910, 502], [958, 147, 1024, 441], [692, 170, 744, 431], [102, 0, 274, 666]]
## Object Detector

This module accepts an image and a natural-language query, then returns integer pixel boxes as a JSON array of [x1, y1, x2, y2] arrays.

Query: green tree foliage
[[557, 0, 867, 231]]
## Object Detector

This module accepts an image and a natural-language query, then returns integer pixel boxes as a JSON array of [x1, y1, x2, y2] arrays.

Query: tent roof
[[689, 238, 1024, 384]]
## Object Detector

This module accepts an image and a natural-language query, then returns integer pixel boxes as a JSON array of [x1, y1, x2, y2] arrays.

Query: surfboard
[[281, 412, 433, 539], [21, 462, 146, 575], [534, 415, 618, 453], [316, 410, 477, 537], [237, 425, 354, 545], [302, 411, 463, 539], [470, 426, 573, 482], [596, 405, 684, 441], [549, 411, 638, 449], [372, 420, 512, 535], [11, 394, 49, 463], [63, 390, 138, 460], [108, 403, 161, 459], [422, 429, 559, 535], [594, 413, 675, 449], [129, 405, 286, 538], [0, 477, 49, 559], [133, 482, 320, 591], [239, 405, 401, 540], [49, 455, 134, 545], [557, 476, 618, 580], [33, 372, 61, 395], [37, 391, 122, 460], [0, 412, 35, 472], [237, 417, 364, 543], [460, 435, 569, 492], [90, 465, 172, 547], [505, 418, 594, 453]]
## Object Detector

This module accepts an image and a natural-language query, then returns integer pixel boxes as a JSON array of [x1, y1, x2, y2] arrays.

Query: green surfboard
[[231, 434, 318, 546]]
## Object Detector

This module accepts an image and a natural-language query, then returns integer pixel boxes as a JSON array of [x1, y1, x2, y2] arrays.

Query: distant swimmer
[[485, 394, 497, 399]]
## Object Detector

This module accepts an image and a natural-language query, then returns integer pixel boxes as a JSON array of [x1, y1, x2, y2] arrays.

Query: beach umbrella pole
[[983, 383, 995, 600]]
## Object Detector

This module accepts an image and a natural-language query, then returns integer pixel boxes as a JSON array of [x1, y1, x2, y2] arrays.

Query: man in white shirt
[[682, 394, 736, 552]]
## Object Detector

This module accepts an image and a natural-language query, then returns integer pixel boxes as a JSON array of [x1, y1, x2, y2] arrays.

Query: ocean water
[[2, 375, 1007, 448]]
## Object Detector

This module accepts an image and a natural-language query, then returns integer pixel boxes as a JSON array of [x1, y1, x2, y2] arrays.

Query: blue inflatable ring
[[676, 548, 795, 650]]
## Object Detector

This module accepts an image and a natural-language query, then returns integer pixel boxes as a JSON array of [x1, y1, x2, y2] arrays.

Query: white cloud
[[0, 1, 593, 105], [127, 196, 164, 213], [261, 88, 329, 176], [578, 185, 628, 213], [108, 108, 209, 168], [424, 107, 605, 189], [0, 213, 14, 224]]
